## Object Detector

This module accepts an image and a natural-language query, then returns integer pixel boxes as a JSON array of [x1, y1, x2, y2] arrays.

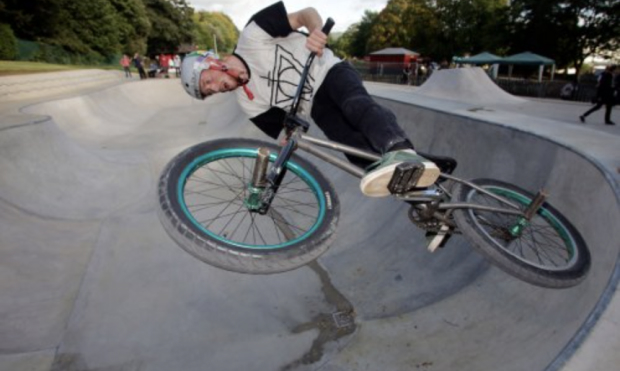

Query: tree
[[508, 0, 620, 74], [144, 0, 195, 55], [431, 0, 509, 62], [56, 0, 121, 58], [193, 11, 238, 53], [368, 0, 411, 52], [344, 10, 379, 57], [0, 23, 18, 60], [109, 0, 151, 55], [401, 0, 441, 57], [0, 0, 65, 40]]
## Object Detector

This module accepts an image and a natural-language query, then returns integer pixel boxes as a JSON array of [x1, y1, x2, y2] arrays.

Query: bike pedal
[[426, 224, 452, 252], [388, 162, 424, 194]]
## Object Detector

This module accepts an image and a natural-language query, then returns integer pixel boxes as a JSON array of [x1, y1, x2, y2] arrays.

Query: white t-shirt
[[233, 1, 340, 139]]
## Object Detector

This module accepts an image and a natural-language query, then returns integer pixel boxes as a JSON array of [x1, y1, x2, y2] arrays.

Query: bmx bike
[[157, 19, 590, 289]]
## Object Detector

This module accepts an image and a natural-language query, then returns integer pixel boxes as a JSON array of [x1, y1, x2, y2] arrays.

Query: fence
[[351, 60, 597, 103]]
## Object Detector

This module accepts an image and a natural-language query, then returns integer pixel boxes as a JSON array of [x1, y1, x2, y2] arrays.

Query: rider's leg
[[312, 62, 439, 196], [313, 62, 410, 154], [310, 96, 375, 168]]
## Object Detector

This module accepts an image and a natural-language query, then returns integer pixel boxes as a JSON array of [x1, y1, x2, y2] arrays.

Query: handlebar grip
[[321, 18, 335, 36]]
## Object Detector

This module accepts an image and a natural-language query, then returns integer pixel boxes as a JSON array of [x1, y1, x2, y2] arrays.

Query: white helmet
[[180, 51, 219, 100]]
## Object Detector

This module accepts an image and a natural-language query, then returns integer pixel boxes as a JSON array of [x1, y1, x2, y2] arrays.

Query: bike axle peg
[[252, 147, 270, 188], [523, 189, 548, 220]]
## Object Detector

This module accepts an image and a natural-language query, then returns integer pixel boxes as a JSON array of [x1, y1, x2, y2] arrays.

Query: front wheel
[[158, 138, 340, 274], [452, 179, 590, 288]]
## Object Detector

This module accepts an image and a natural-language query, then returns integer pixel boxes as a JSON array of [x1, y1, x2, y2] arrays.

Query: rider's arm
[[288, 7, 322, 32], [288, 7, 327, 56]]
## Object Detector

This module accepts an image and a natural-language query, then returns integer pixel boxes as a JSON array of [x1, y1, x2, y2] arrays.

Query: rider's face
[[199, 69, 239, 98]]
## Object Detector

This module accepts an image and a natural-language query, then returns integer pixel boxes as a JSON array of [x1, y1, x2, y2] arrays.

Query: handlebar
[[287, 18, 335, 122]]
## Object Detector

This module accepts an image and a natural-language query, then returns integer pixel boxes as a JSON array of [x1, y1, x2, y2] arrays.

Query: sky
[[187, 0, 389, 33]]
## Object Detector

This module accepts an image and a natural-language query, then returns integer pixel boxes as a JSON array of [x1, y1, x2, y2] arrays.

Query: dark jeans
[[311, 62, 412, 167], [137, 67, 147, 79], [583, 100, 613, 123]]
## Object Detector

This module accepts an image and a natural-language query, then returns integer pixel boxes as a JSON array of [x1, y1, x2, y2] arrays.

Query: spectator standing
[[133, 53, 147, 80], [580, 65, 616, 125], [402, 64, 412, 85], [120, 54, 132, 78], [174, 55, 181, 77]]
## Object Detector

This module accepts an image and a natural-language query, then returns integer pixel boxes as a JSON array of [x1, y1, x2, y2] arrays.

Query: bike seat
[[416, 152, 457, 175]]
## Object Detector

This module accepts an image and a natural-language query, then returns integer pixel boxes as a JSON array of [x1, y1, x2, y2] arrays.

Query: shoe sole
[[360, 161, 440, 197]]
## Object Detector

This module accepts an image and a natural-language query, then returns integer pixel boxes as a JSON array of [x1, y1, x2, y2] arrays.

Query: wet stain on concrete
[[280, 261, 357, 371]]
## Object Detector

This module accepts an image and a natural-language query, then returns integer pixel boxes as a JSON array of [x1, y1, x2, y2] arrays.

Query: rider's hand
[[306, 28, 327, 57]]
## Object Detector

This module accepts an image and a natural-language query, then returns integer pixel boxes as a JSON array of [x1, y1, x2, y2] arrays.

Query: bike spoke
[[468, 186, 575, 269], [181, 155, 321, 247]]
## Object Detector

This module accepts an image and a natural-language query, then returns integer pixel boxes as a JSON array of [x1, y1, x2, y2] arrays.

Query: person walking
[[580, 65, 616, 125], [614, 67, 620, 107], [120, 54, 132, 78]]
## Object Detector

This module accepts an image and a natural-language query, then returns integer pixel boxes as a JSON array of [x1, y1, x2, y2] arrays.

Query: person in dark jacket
[[580, 65, 616, 125], [132, 53, 147, 80]]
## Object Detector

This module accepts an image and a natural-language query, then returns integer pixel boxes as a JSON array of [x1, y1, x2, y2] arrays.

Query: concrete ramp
[[0, 73, 619, 371], [417, 67, 526, 105]]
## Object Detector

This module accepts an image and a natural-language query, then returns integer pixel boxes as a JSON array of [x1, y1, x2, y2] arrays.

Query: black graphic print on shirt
[[263, 45, 314, 110]]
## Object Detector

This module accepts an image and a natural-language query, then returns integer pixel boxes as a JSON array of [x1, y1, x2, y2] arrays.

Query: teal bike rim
[[177, 148, 327, 250], [473, 186, 578, 270]]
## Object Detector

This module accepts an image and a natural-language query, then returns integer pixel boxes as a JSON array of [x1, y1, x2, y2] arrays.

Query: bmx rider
[[179, 1, 439, 197]]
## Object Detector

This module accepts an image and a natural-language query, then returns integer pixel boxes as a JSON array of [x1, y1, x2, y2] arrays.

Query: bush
[[0, 23, 18, 60]]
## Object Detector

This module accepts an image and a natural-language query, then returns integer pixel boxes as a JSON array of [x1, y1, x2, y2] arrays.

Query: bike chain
[[408, 207, 443, 233]]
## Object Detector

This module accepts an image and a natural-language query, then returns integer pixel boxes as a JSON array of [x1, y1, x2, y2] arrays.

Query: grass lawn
[[0, 61, 123, 76]]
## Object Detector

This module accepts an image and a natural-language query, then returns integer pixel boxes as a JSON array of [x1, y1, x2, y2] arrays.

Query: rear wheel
[[158, 138, 340, 274], [452, 179, 590, 288]]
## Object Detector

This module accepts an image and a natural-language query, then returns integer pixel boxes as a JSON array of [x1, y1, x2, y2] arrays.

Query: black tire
[[158, 138, 340, 274], [452, 179, 590, 288]]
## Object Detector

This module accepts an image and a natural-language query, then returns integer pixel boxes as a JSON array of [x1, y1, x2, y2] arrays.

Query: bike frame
[[249, 17, 540, 222], [259, 128, 529, 220]]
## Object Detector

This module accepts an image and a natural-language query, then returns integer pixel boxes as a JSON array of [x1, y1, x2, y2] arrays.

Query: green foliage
[[57, 0, 121, 57], [332, 10, 379, 58], [193, 11, 239, 53], [0, 23, 18, 60], [0, 0, 65, 40], [400, 0, 440, 56], [364, 0, 509, 62], [368, 0, 411, 52], [508, 0, 620, 72], [109, 0, 151, 55], [144, 0, 195, 55]]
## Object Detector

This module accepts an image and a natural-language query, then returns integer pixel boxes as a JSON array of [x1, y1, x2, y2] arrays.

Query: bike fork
[[245, 139, 297, 215]]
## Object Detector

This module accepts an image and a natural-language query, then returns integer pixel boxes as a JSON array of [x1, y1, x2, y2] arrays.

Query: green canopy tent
[[453, 52, 502, 78], [499, 51, 556, 82]]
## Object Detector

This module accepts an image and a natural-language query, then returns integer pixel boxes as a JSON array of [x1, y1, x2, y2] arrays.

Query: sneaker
[[605, 121, 616, 125], [579, 116, 585, 123], [360, 149, 440, 197]]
